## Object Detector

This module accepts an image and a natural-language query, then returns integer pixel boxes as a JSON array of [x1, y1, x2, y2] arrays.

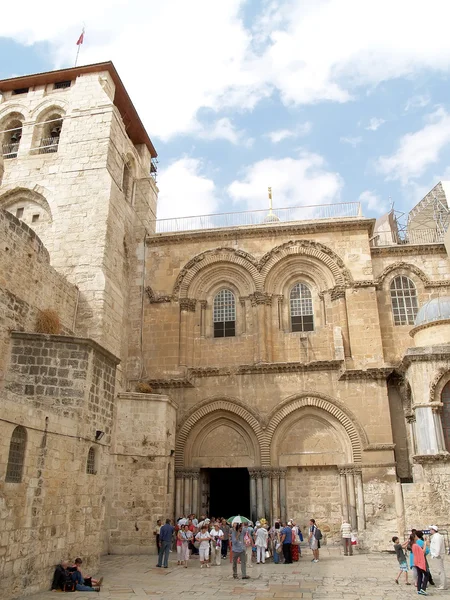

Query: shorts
[[399, 561, 408, 572], [199, 545, 210, 562], [310, 538, 318, 550]]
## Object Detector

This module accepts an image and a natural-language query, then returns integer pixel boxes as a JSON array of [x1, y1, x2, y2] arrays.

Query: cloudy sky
[[1, 0, 450, 221]]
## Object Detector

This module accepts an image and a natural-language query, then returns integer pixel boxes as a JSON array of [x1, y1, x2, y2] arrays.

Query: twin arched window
[[5, 426, 27, 483], [213, 289, 236, 337], [390, 276, 418, 326]]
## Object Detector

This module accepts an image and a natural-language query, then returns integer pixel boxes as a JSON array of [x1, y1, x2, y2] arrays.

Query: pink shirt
[[412, 542, 426, 571]]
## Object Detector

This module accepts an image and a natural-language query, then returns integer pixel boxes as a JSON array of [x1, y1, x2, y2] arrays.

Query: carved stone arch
[[173, 247, 262, 298], [266, 254, 336, 293], [0, 104, 29, 120], [259, 240, 353, 289], [175, 397, 266, 467], [266, 393, 368, 462], [430, 369, 450, 404], [0, 186, 53, 222], [30, 98, 68, 120], [190, 264, 256, 300], [376, 262, 430, 290]]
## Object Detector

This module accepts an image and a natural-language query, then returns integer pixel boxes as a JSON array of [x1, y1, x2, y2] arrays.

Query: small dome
[[263, 212, 280, 223], [414, 296, 450, 326]]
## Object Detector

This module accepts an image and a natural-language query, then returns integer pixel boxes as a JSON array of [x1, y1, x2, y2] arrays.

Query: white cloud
[[340, 136, 362, 147], [359, 190, 388, 214], [157, 158, 219, 219], [228, 152, 343, 211], [197, 118, 251, 146], [365, 117, 385, 131], [4, 1, 450, 139], [405, 94, 431, 111], [266, 122, 312, 143], [376, 108, 450, 184]]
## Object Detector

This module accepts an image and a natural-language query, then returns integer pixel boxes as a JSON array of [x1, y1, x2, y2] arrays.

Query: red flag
[[76, 31, 84, 46]]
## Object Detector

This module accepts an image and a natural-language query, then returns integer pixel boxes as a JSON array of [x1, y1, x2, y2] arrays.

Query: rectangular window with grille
[[86, 447, 96, 474]]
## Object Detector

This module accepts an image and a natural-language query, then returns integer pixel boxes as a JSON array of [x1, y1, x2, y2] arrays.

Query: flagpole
[[75, 27, 85, 67]]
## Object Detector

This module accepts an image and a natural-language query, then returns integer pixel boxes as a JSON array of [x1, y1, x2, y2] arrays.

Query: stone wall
[[0, 209, 78, 384], [0, 332, 119, 599], [107, 393, 177, 554]]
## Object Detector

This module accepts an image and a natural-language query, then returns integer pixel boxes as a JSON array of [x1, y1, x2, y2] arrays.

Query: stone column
[[355, 470, 365, 530], [339, 469, 349, 521], [414, 406, 441, 454], [199, 301, 207, 338], [179, 299, 196, 366], [347, 470, 357, 530], [249, 469, 258, 523], [175, 471, 183, 519], [191, 470, 200, 516], [271, 470, 280, 523], [279, 468, 287, 523], [256, 470, 264, 520], [183, 473, 191, 516], [250, 293, 272, 363], [262, 469, 271, 520], [394, 481, 405, 537]]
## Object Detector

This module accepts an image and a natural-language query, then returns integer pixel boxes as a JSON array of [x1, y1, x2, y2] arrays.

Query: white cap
[[430, 525, 438, 532]]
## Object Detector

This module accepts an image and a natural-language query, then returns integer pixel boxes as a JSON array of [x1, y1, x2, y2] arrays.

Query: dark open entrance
[[208, 468, 250, 519]]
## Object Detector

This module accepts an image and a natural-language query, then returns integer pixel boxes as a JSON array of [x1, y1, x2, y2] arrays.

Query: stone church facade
[[0, 62, 450, 598]]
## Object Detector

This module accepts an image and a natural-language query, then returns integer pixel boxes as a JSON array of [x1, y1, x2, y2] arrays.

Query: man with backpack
[[308, 518, 322, 563]]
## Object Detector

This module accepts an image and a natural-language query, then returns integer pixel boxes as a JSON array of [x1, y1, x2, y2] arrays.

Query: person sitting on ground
[[51, 561, 76, 592], [69, 558, 102, 592], [392, 537, 410, 586]]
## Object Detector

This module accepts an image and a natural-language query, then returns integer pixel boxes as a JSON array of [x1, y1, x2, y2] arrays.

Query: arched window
[[441, 381, 450, 452], [390, 276, 418, 325], [5, 426, 27, 483], [290, 283, 314, 332], [213, 289, 236, 337], [86, 446, 97, 475], [1, 112, 24, 159]]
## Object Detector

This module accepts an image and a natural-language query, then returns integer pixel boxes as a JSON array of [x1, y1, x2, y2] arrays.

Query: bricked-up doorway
[[206, 468, 250, 519]]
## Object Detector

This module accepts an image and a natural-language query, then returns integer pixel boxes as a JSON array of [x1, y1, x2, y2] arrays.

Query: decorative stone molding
[[352, 280, 376, 288], [175, 397, 266, 468], [172, 247, 262, 297], [147, 377, 194, 388], [147, 218, 374, 247], [406, 414, 416, 424], [265, 393, 368, 463], [199, 300, 207, 308], [413, 452, 450, 464], [409, 318, 450, 338], [364, 443, 396, 451], [375, 261, 449, 289], [248, 469, 260, 479], [339, 368, 393, 381], [249, 291, 273, 306], [180, 298, 197, 312], [187, 360, 343, 378], [329, 286, 346, 300], [403, 346, 450, 365], [145, 286, 172, 304], [371, 245, 446, 257], [412, 402, 443, 410], [259, 239, 353, 288], [430, 368, 450, 403]]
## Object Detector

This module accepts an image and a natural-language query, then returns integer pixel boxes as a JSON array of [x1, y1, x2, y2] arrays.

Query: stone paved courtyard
[[21, 548, 450, 600]]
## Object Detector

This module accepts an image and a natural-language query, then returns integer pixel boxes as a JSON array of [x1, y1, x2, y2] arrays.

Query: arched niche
[[271, 408, 352, 466], [185, 414, 258, 468]]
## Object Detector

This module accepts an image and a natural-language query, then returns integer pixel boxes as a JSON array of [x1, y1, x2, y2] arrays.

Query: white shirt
[[255, 527, 268, 547], [430, 532, 445, 558], [210, 529, 224, 540], [341, 522, 352, 539], [195, 531, 211, 548]]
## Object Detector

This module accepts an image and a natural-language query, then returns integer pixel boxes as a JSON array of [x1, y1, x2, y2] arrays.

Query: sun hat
[[429, 525, 439, 531]]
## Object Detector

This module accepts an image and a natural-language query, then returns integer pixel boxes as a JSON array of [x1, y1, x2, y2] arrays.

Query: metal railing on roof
[[370, 228, 445, 247], [152, 202, 362, 233]]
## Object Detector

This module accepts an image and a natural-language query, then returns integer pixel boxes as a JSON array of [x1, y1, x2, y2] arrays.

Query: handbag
[[194, 540, 200, 549], [276, 543, 282, 553], [292, 532, 300, 545], [265, 550, 270, 559]]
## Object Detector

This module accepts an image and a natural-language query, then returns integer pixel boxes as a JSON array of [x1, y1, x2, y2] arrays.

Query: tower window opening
[[12, 88, 29, 95], [54, 81, 71, 90], [15, 207, 24, 219]]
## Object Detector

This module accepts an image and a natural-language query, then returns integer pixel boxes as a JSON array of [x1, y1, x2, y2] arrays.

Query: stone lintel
[[117, 391, 178, 411], [339, 367, 393, 381], [10, 330, 121, 365], [403, 344, 450, 365]]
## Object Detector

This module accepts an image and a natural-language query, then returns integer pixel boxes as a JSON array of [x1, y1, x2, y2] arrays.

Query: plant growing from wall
[[135, 382, 153, 394], [35, 309, 61, 334]]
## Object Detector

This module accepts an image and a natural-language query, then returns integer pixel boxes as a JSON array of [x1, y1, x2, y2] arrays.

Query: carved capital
[[199, 300, 207, 309], [330, 286, 346, 300], [406, 414, 416, 424], [249, 292, 273, 306], [180, 298, 197, 312], [248, 468, 260, 479], [413, 452, 450, 464]]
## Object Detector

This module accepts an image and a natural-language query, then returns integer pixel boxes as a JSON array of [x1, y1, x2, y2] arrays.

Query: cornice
[[403, 345, 450, 366], [145, 286, 172, 304], [413, 452, 450, 464], [187, 360, 344, 378], [370, 243, 446, 257], [339, 368, 393, 381], [364, 443, 396, 451], [409, 319, 450, 338], [147, 218, 375, 246], [147, 377, 194, 388]]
